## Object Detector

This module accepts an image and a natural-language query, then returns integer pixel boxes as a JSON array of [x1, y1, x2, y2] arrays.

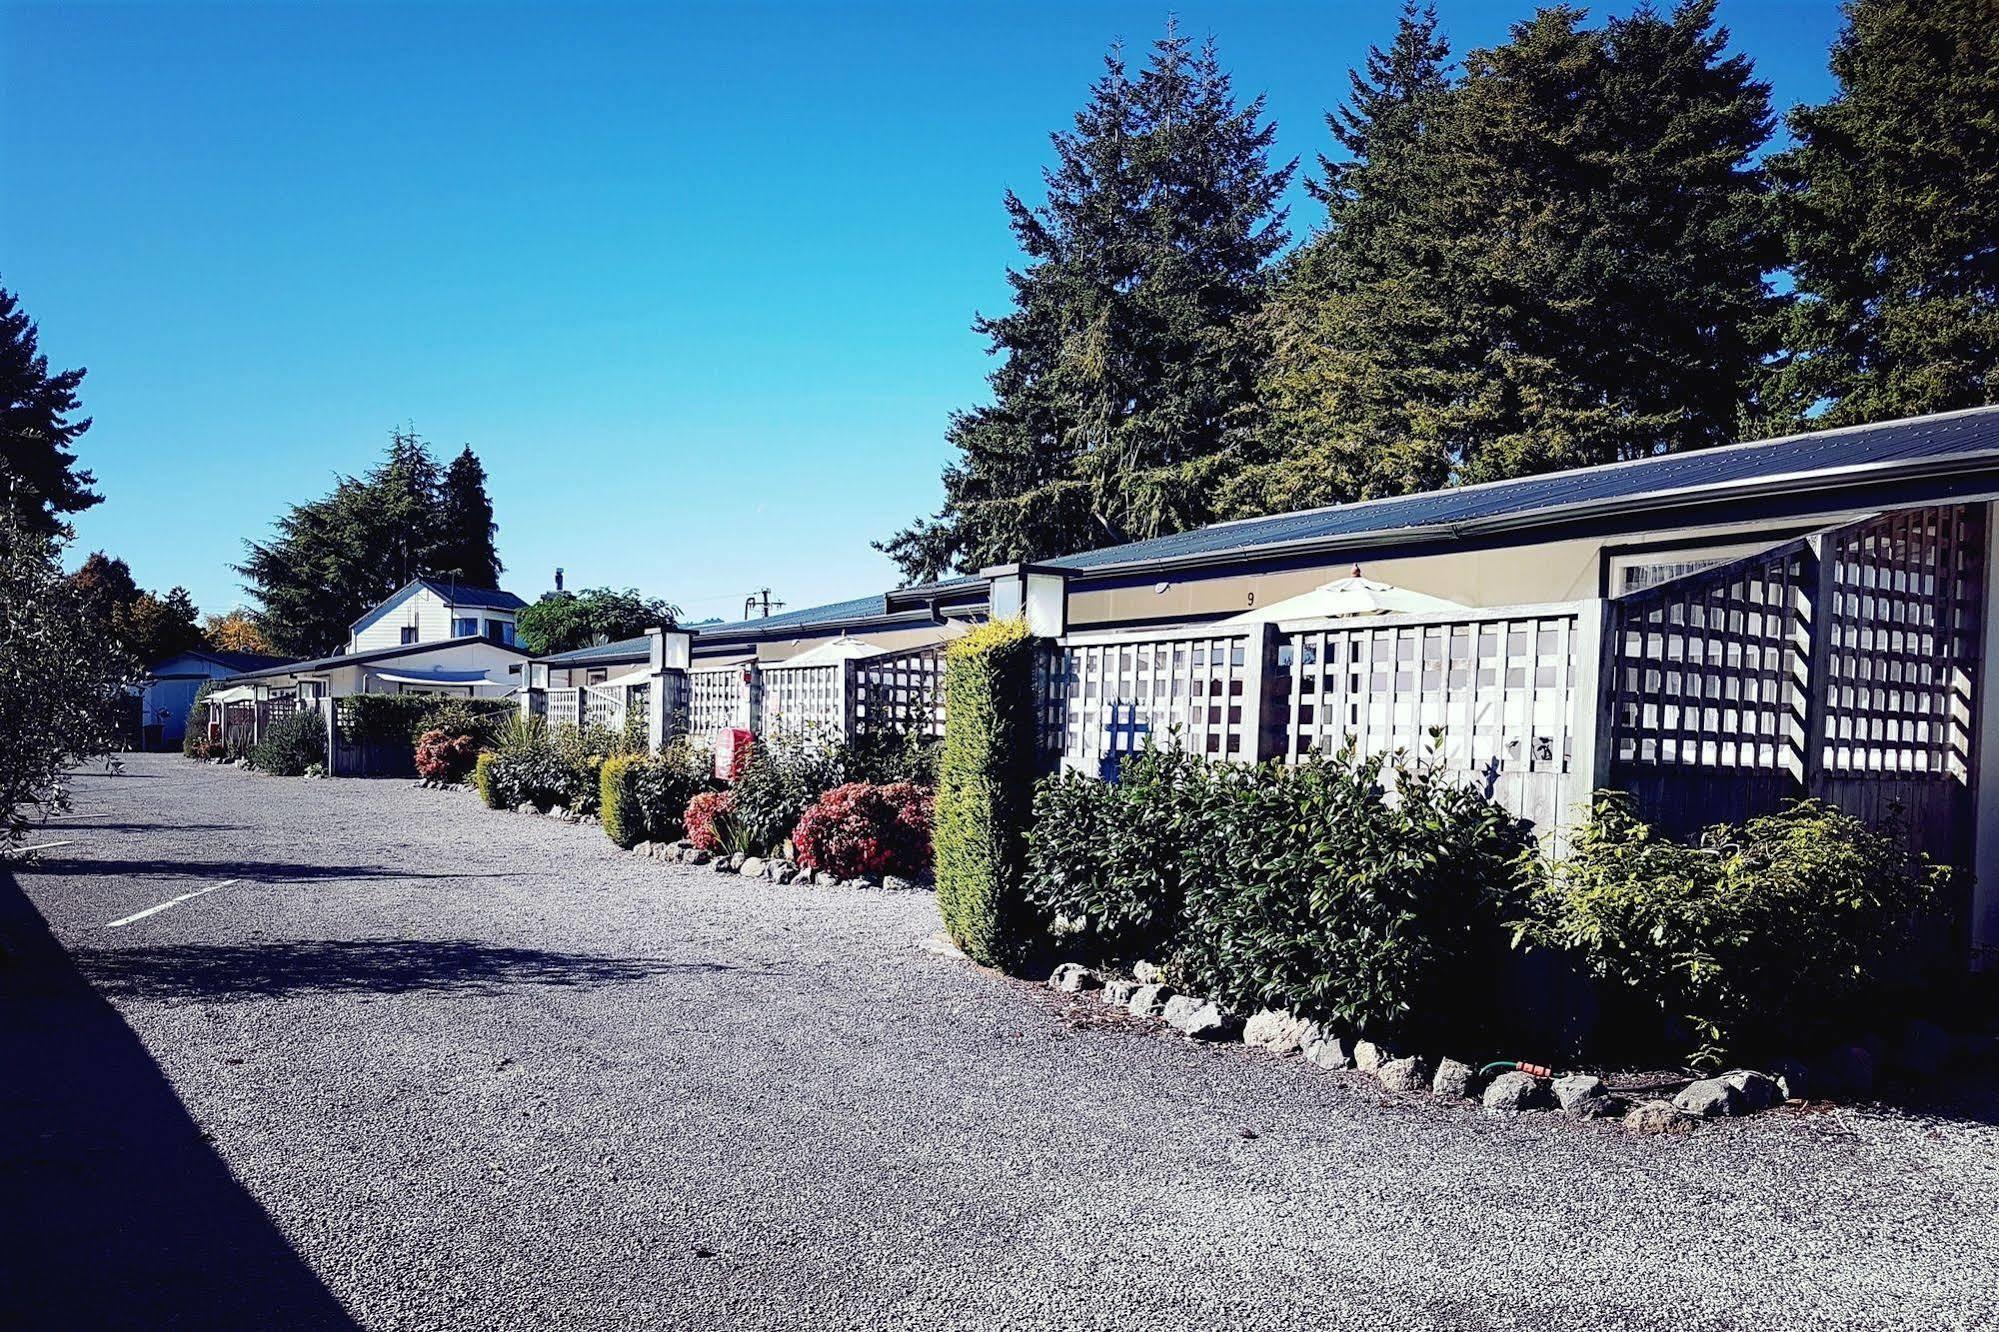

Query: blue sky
[[1, 0, 1845, 623]]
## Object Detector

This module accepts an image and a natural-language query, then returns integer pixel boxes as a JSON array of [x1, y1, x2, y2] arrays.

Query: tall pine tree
[[1242, 1, 1773, 509], [435, 445, 504, 588], [881, 25, 1291, 582], [1763, 0, 1999, 428], [0, 283, 98, 538], [237, 431, 507, 656]]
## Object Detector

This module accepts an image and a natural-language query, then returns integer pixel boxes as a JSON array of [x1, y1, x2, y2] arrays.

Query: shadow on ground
[[29, 857, 512, 884], [73, 938, 757, 1001], [0, 872, 358, 1330]]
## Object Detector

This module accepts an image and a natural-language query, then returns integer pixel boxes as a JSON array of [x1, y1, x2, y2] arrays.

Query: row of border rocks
[[1045, 965, 1999, 1132], [630, 839, 934, 893], [508, 801, 598, 827]]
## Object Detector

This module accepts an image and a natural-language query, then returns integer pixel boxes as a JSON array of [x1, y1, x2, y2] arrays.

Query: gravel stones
[[1049, 964, 1100, 994], [1376, 1056, 1430, 1094], [1553, 1074, 1614, 1118], [1243, 1010, 1318, 1056], [1432, 1058, 1476, 1099], [1482, 1071, 1545, 1113], [1672, 1078, 1742, 1119]]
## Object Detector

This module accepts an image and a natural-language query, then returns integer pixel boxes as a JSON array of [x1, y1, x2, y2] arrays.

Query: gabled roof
[[692, 576, 987, 649], [348, 578, 527, 629], [146, 647, 295, 675], [225, 634, 527, 682], [1034, 405, 1999, 576]]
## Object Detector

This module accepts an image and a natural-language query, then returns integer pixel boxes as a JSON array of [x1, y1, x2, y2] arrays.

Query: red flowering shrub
[[684, 789, 738, 852], [792, 781, 934, 880], [415, 727, 482, 783]]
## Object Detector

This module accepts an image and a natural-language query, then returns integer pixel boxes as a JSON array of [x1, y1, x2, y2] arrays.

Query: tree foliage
[[0, 283, 98, 538], [67, 551, 205, 670], [1762, 0, 1999, 429], [202, 609, 277, 656], [514, 586, 681, 656], [236, 430, 505, 656], [1, 526, 124, 840], [1244, 0, 1776, 508], [881, 24, 1293, 582]]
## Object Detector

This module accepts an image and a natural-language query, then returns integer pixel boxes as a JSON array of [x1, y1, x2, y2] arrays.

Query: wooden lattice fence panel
[[1608, 540, 1809, 776], [1048, 627, 1265, 778], [688, 665, 748, 733], [1821, 505, 1984, 779], [544, 687, 582, 730], [761, 661, 844, 738], [850, 645, 945, 739], [1284, 607, 1582, 779]]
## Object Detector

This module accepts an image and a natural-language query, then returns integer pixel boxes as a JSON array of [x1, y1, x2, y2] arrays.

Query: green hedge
[[596, 741, 715, 848], [473, 751, 504, 809], [935, 617, 1039, 967], [1520, 795, 1948, 1066], [338, 694, 515, 748], [182, 680, 217, 757]]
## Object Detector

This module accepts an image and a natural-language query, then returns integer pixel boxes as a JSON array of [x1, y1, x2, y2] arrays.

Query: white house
[[211, 579, 531, 708]]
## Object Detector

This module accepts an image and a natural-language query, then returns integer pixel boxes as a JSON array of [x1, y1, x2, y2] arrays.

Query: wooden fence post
[[1563, 598, 1616, 835]]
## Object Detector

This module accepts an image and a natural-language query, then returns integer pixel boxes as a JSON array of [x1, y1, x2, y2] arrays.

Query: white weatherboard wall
[[351, 585, 455, 652]]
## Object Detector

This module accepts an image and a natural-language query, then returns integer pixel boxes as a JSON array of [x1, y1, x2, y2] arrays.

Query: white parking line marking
[[7, 840, 75, 855], [107, 879, 240, 928]]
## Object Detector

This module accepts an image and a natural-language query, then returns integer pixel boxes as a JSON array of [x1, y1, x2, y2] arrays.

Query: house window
[[586, 669, 608, 685], [453, 617, 479, 638], [1607, 541, 1777, 597], [485, 619, 515, 645], [400, 626, 419, 644]]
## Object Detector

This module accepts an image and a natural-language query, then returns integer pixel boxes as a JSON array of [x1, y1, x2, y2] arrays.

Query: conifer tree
[[1763, 0, 1999, 428], [435, 446, 503, 589], [882, 25, 1291, 582], [0, 283, 98, 538]]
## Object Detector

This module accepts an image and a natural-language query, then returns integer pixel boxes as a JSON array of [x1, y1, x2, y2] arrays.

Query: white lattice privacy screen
[[1284, 609, 1582, 777], [1047, 627, 1262, 778]]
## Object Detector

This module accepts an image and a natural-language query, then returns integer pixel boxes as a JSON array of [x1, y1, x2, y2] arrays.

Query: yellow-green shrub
[[473, 751, 504, 809], [935, 618, 1039, 967]]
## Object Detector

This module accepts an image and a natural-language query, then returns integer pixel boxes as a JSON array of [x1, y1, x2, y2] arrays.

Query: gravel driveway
[[4, 753, 1997, 1331]]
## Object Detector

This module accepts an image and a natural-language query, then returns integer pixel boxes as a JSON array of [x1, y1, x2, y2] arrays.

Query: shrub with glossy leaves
[[248, 709, 327, 776], [600, 739, 716, 849], [1520, 795, 1948, 1067], [793, 781, 934, 879]]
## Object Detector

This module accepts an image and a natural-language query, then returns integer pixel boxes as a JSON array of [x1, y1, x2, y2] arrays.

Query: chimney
[[554, 567, 565, 593]]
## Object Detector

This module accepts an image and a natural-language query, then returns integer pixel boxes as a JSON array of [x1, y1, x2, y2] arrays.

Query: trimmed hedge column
[[936, 617, 1040, 967]]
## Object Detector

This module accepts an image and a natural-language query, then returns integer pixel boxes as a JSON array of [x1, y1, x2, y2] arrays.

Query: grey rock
[[1132, 960, 1167, 985], [739, 856, 767, 879], [726, 853, 747, 872], [549, 805, 568, 819], [632, 841, 652, 857], [1482, 1071, 1545, 1113], [769, 863, 798, 885], [1165, 1000, 1240, 1042], [1242, 1009, 1319, 1056], [1303, 1036, 1352, 1071], [1100, 979, 1138, 1007], [710, 856, 735, 873], [514, 803, 536, 816], [1721, 1069, 1783, 1113], [1127, 983, 1174, 1018], [1353, 1040, 1391, 1073], [1377, 1056, 1431, 1094], [1623, 1099, 1690, 1134], [1049, 963, 1099, 994], [1672, 1078, 1742, 1119], [1553, 1074, 1614, 1118], [882, 874, 921, 893], [685, 848, 711, 865], [1895, 1019, 1951, 1081], [1432, 1058, 1476, 1099]]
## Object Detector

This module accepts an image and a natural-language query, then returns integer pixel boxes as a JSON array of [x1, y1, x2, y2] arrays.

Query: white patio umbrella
[[1222, 570, 1465, 624]]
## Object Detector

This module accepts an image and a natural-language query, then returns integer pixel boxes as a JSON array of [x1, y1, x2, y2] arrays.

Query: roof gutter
[[1054, 447, 1999, 581]]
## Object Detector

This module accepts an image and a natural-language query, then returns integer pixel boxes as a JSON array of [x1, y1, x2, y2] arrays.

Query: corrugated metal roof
[[228, 634, 524, 681], [535, 635, 652, 666], [416, 579, 528, 611], [1044, 406, 1999, 572]]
